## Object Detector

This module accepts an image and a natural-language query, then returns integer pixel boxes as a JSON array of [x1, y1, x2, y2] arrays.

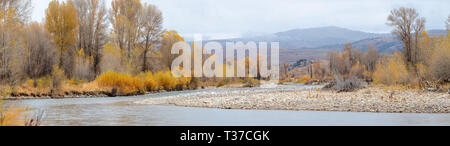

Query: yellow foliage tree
[[373, 51, 410, 85], [110, 0, 142, 59], [429, 33, 450, 81], [100, 42, 122, 73], [45, 0, 79, 68], [160, 30, 185, 70]]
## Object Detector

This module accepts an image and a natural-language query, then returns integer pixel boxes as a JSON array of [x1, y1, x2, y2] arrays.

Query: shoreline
[[5, 84, 450, 113], [2, 85, 243, 100], [135, 86, 450, 113]]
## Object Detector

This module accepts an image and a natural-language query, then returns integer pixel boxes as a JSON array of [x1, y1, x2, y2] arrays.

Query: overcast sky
[[32, 0, 449, 39]]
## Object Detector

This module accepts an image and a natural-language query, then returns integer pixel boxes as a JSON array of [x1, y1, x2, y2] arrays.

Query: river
[[8, 84, 450, 126]]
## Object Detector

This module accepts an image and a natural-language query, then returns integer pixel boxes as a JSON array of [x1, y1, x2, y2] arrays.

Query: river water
[[8, 84, 450, 126]]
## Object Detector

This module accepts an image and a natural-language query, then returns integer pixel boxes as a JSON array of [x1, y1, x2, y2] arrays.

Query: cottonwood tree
[[109, 0, 166, 73], [160, 30, 185, 70], [363, 44, 378, 72], [0, 0, 31, 83], [387, 7, 426, 69], [0, 0, 31, 22], [73, 0, 108, 77], [429, 32, 450, 81], [329, 43, 379, 81], [139, 3, 163, 72], [110, 0, 142, 59], [45, 0, 79, 76], [100, 42, 123, 73]]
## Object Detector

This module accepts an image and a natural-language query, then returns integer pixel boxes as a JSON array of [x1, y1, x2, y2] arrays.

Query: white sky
[[32, 0, 449, 38]]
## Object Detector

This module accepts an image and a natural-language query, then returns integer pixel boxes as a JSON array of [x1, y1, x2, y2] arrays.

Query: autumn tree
[[45, 0, 79, 76], [0, 0, 31, 84], [373, 51, 410, 85], [446, 14, 449, 30], [279, 63, 291, 80], [100, 42, 122, 73], [329, 43, 379, 82], [313, 61, 326, 79], [23, 22, 55, 84], [364, 44, 378, 72], [73, 0, 108, 77], [0, 0, 31, 22], [387, 7, 426, 68], [139, 3, 163, 72], [160, 30, 185, 70], [429, 33, 450, 81], [329, 43, 354, 76], [110, 0, 142, 59]]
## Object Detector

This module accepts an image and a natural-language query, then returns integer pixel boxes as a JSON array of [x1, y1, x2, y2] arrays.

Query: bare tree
[[363, 44, 378, 72], [0, 0, 31, 22], [0, 0, 32, 84], [447, 14, 450, 30], [387, 7, 426, 68], [139, 3, 163, 72], [23, 22, 55, 84], [73, 0, 108, 77], [110, 0, 142, 59]]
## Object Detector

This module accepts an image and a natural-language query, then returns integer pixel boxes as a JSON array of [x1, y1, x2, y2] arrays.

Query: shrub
[[373, 52, 410, 85], [430, 37, 450, 81], [67, 78, 88, 86], [189, 77, 200, 89], [242, 78, 260, 88], [24, 77, 52, 89], [0, 106, 26, 126], [51, 65, 66, 90], [216, 79, 229, 87], [37, 77, 52, 89], [177, 77, 191, 90], [96, 71, 145, 94], [96, 71, 119, 87], [26, 79, 35, 88], [138, 72, 159, 91], [296, 75, 311, 84], [154, 72, 178, 91], [332, 76, 367, 92]]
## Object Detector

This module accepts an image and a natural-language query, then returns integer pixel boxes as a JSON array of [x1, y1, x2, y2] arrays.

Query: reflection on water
[[8, 85, 450, 126]]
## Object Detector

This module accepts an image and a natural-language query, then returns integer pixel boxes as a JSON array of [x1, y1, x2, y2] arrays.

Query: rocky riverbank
[[135, 86, 450, 113]]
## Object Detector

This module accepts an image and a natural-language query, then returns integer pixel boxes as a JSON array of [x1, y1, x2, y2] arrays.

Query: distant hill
[[209, 26, 391, 49], [318, 29, 447, 53], [196, 27, 447, 63], [272, 26, 392, 49]]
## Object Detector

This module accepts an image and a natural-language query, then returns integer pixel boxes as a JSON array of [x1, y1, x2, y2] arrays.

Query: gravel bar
[[135, 86, 450, 113]]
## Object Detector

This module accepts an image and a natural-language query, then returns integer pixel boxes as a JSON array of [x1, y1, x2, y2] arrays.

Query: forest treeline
[[0, 0, 262, 97], [289, 8, 449, 91], [1, 0, 172, 81], [0, 0, 449, 95], [0, 0, 196, 93]]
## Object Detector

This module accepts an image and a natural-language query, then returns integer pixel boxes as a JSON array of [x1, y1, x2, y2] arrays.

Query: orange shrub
[[96, 71, 145, 94], [154, 72, 178, 91], [296, 75, 311, 83], [373, 52, 410, 85], [138, 72, 159, 91], [177, 77, 191, 89], [0, 106, 26, 126]]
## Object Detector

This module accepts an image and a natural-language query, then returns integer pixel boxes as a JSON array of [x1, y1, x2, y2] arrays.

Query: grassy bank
[[3, 71, 262, 99]]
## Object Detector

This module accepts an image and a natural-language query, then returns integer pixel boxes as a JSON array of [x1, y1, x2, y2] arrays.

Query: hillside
[[211, 26, 391, 49], [199, 27, 446, 63]]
